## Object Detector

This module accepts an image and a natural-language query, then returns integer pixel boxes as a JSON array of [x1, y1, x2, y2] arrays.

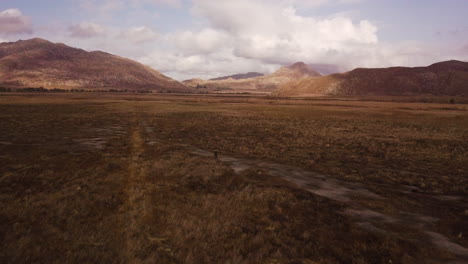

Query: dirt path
[[123, 119, 155, 263], [189, 148, 468, 263], [128, 122, 468, 262]]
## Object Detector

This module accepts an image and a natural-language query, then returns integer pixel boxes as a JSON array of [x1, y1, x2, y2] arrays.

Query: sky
[[0, 0, 467, 80]]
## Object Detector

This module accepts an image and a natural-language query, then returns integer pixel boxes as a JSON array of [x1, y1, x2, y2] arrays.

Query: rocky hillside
[[0, 38, 188, 91], [269, 62, 321, 79], [183, 62, 321, 92], [277, 60, 468, 96]]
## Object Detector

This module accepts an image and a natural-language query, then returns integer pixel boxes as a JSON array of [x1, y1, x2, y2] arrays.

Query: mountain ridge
[[183, 62, 321, 92], [277, 60, 468, 96], [0, 38, 189, 92]]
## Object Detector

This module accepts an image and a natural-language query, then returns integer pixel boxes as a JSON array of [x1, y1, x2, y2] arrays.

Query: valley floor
[[0, 93, 467, 263]]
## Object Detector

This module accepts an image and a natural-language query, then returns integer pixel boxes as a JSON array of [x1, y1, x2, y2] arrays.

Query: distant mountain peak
[[183, 62, 323, 92], [273, 62, 321, 78], [287, 62, 307, 69], [428, 60, 468, 71], [25, 38, 50, 43], [277, 60, 468, 97], [12, 38, 52, 46]]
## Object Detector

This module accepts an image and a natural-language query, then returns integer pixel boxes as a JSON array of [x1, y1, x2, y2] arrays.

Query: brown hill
[[182, 78, 206, 87], [270, 62, 321, 79], [0, 38, 188, 91], [183, 62, 321, 93], [277, 60, 468, 97]]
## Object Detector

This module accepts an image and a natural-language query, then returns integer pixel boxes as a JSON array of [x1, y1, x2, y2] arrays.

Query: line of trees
[[0, 87, 12, 92], [0, 87, 153, 93]]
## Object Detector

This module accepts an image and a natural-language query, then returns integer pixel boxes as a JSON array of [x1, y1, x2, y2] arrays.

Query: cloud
[[170, 28, 230, 55], [147, 0, 379, 78], [119, 26, 158, 43], [69, 22, 105, 38], [140, 48, 280, 80], [148, 0, 465, 80], [0, 9, 33, 35], [66, 0, 379, 79], [32, 0, 464, 81]]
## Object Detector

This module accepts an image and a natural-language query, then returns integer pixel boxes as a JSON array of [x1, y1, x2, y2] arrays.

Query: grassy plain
[[0, 93, 467, 263]]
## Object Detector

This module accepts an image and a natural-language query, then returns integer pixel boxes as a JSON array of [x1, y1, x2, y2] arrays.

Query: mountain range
[[277, 60, 468, 97], [1, 38, 467, 97], [183, 62, 321, 92], [0, 38, 188, 92]]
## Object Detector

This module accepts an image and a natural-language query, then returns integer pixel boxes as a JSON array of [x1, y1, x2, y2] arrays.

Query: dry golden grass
[[0, 93, 466, 263], [142, 96, 468, 195]]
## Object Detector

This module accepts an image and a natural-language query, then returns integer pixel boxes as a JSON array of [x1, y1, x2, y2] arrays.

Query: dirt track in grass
[[189, 147, 468, 262], [0, 93, 467, 263]]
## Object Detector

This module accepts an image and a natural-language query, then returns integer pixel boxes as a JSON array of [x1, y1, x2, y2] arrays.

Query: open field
[[0, 93, 467, 263]]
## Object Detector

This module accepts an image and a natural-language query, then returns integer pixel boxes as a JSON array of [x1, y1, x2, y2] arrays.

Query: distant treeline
[[0, 86, 250, 95], [0, 87, 13, 92], [0, 87, 153, 93]]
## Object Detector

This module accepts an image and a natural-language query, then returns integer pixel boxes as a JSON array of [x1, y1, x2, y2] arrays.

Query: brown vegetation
[[0, 93, 466, 263]]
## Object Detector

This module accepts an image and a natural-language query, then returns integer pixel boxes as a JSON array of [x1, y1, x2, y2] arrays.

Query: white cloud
[[25, 0, 465, 81], [147, 0, 464, 80], [146, 0, 380, 78], [140, 48, 280, 80], [0, 9, 33, 35], [171, 28, 230, 55], [67, 0, 382, 79], [69, 22, 105, 38], [119, 26, 158, 43]]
